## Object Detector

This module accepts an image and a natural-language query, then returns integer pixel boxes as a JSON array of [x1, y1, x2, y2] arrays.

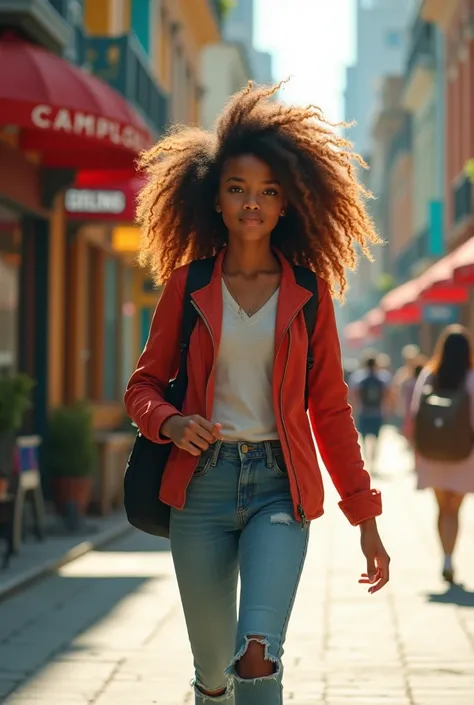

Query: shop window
[[0, 210, 21, 373], [103, 257, 119, 401], [121, 267, 135, 392], [140, 307, 153, 350], [85, 246, 100, 400], [142, 277, 155, 293]]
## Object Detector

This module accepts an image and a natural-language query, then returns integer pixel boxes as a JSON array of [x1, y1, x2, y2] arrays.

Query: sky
[[254, 0, 356, 123]]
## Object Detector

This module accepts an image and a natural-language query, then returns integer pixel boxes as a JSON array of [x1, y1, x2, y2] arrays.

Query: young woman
[[410, 326, 474, 584], [125, 83, 390, 705]]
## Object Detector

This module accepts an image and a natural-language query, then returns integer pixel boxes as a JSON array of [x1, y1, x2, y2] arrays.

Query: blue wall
[[131, 0, 150, 55]]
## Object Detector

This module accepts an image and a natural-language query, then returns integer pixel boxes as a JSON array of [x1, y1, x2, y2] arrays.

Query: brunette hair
[[428, 325, 473, 390], [136, 82, 381, 298]]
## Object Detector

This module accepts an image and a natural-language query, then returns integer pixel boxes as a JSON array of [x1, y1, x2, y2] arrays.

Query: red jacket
[[124, 250, 382, 526]]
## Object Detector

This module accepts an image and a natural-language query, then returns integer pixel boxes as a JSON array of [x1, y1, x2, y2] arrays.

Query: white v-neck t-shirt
[[211, 279, 279, 442]]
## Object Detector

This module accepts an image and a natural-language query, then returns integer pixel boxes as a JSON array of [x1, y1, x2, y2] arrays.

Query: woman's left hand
[[358, 519, 390, 594]]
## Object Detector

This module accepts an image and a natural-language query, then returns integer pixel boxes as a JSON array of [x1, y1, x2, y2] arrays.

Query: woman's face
[[217, 154, 286, 242]]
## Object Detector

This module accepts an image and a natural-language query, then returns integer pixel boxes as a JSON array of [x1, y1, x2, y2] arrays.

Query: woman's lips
[[240, 215, 263, 224]]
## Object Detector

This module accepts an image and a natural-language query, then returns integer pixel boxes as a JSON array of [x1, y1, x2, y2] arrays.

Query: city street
[[1, 429, 473, 705]]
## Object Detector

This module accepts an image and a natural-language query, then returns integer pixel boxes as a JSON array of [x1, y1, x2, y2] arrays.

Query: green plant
[[376, 272, 395, 295], [217, 0, 236, 18], [43, 402, 98, 478], [0, 373, 35, 433]]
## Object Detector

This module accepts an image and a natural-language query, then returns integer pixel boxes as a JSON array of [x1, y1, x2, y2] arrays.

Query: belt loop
[[265, 441, 273, 468], [210, 440, 222, 467]]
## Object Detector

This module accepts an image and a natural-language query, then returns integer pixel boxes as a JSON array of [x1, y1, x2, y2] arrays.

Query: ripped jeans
[[170, 440, 310, 705]]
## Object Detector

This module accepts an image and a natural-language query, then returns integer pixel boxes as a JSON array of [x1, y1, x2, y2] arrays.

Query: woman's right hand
[[161, 414, 224, 456]]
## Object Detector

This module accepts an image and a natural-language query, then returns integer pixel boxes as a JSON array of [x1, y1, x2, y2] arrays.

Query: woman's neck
[[223, 238, 279, 277]]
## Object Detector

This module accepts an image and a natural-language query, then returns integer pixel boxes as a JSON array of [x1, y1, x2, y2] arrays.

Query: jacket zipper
[[278, 313, 308, 528], [192, 297, 308, 526]]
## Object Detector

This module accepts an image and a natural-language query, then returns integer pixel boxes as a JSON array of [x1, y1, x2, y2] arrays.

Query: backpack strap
[[174, 257, 216, 399], [293, 265, 319, 411]]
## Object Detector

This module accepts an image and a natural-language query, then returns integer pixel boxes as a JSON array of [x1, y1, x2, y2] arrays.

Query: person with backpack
[[409, 325, 474, 584], [349, 354, 392, 472], [124, 82, 390, 705]]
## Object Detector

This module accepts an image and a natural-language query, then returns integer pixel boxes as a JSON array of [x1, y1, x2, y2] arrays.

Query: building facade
[[200, 42, 252, 130], [0, 0, 222, 439], [223, 0, 273, 84], [344, 0, 417, 159], [341, 0, 417, 348], [343, 0, 474, 363]]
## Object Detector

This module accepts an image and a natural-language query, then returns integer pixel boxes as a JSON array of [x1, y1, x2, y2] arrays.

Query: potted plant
[[0, 373, 35, 489], [43, 402, 97, 524]]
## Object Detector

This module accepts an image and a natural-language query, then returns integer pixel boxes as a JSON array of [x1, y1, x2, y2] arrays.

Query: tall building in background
[[223, 0, 273, 84], [344, 0, 416, 159], [340, 0, 418, 348]]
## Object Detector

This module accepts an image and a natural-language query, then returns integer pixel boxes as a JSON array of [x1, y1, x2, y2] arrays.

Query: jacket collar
[[191, 248, 312, 355]]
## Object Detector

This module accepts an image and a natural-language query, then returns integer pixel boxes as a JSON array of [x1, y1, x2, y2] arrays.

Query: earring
[[216, 205, 222, 213], [280, 209, 286, 216]]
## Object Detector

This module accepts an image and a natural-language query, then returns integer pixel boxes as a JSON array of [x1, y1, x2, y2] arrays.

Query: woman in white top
[[125, 82, 390, 705], [410, 325, 474, 584]]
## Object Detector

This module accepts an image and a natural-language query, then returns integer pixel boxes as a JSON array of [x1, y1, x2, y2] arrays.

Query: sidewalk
[[0, 428, 473, 704], [0, 508, 131, 601]]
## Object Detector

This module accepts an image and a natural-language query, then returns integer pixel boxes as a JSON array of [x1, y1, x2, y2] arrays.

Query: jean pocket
[[272, 452, 288, 477], [193, 449, 213, 478]]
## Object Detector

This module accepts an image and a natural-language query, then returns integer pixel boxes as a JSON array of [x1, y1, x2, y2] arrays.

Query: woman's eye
[[264, 189, 278, 196], [228, 186, 243, 193]]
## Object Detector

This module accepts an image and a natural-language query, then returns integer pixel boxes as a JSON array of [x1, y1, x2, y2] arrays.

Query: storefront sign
[[423, 304, 460, 324], [30, 105, 147, 151], [65, 189, 126, 215]]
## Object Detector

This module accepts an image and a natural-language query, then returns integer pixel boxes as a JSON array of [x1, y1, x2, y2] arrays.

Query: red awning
[[453, 237, 474, 285], [385, 303, 421, 325], [380, 279, 420, 313], [417, 251, 468, 304], [65, 169, 144, 221], [0, 33, 151, 169], [363, 307, 385, 337]]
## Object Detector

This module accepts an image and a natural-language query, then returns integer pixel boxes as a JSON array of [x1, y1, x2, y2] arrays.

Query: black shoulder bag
[[124, 262, 319, 538], [124, 257, 215, 537]]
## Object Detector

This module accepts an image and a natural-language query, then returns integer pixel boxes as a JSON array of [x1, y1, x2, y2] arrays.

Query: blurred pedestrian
[[125, 83, 390, 704], [409, 325, 474, 584], [393, 344, 420, 427], [349, 353, 392, 473], [401, 354, 428, 440], [376, 352, 392, 374]]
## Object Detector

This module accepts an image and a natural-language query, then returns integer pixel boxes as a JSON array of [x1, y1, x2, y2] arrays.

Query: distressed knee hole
[[226, 635, 280, 682]]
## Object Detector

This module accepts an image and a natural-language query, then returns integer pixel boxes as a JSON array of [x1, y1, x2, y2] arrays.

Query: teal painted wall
[[131, 0, 150, 55]]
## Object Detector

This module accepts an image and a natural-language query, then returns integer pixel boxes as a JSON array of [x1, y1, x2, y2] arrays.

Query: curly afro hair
[[135, 81, 381, 298]]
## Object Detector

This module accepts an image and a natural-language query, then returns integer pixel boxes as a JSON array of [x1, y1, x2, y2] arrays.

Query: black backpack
[[123, 257, 319, 538], [359, 373, 385, 412], [414, 382, 474, 462]]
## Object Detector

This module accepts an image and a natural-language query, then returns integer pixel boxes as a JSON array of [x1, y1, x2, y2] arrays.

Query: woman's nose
[[243, 197, 260, 210]]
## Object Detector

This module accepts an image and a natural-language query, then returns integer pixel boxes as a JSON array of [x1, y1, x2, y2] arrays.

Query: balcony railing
[[453, 176, 473, 225], [405, 15, 436, 82], [48, 0, 83, 23], [81, 33, 169, 135]]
